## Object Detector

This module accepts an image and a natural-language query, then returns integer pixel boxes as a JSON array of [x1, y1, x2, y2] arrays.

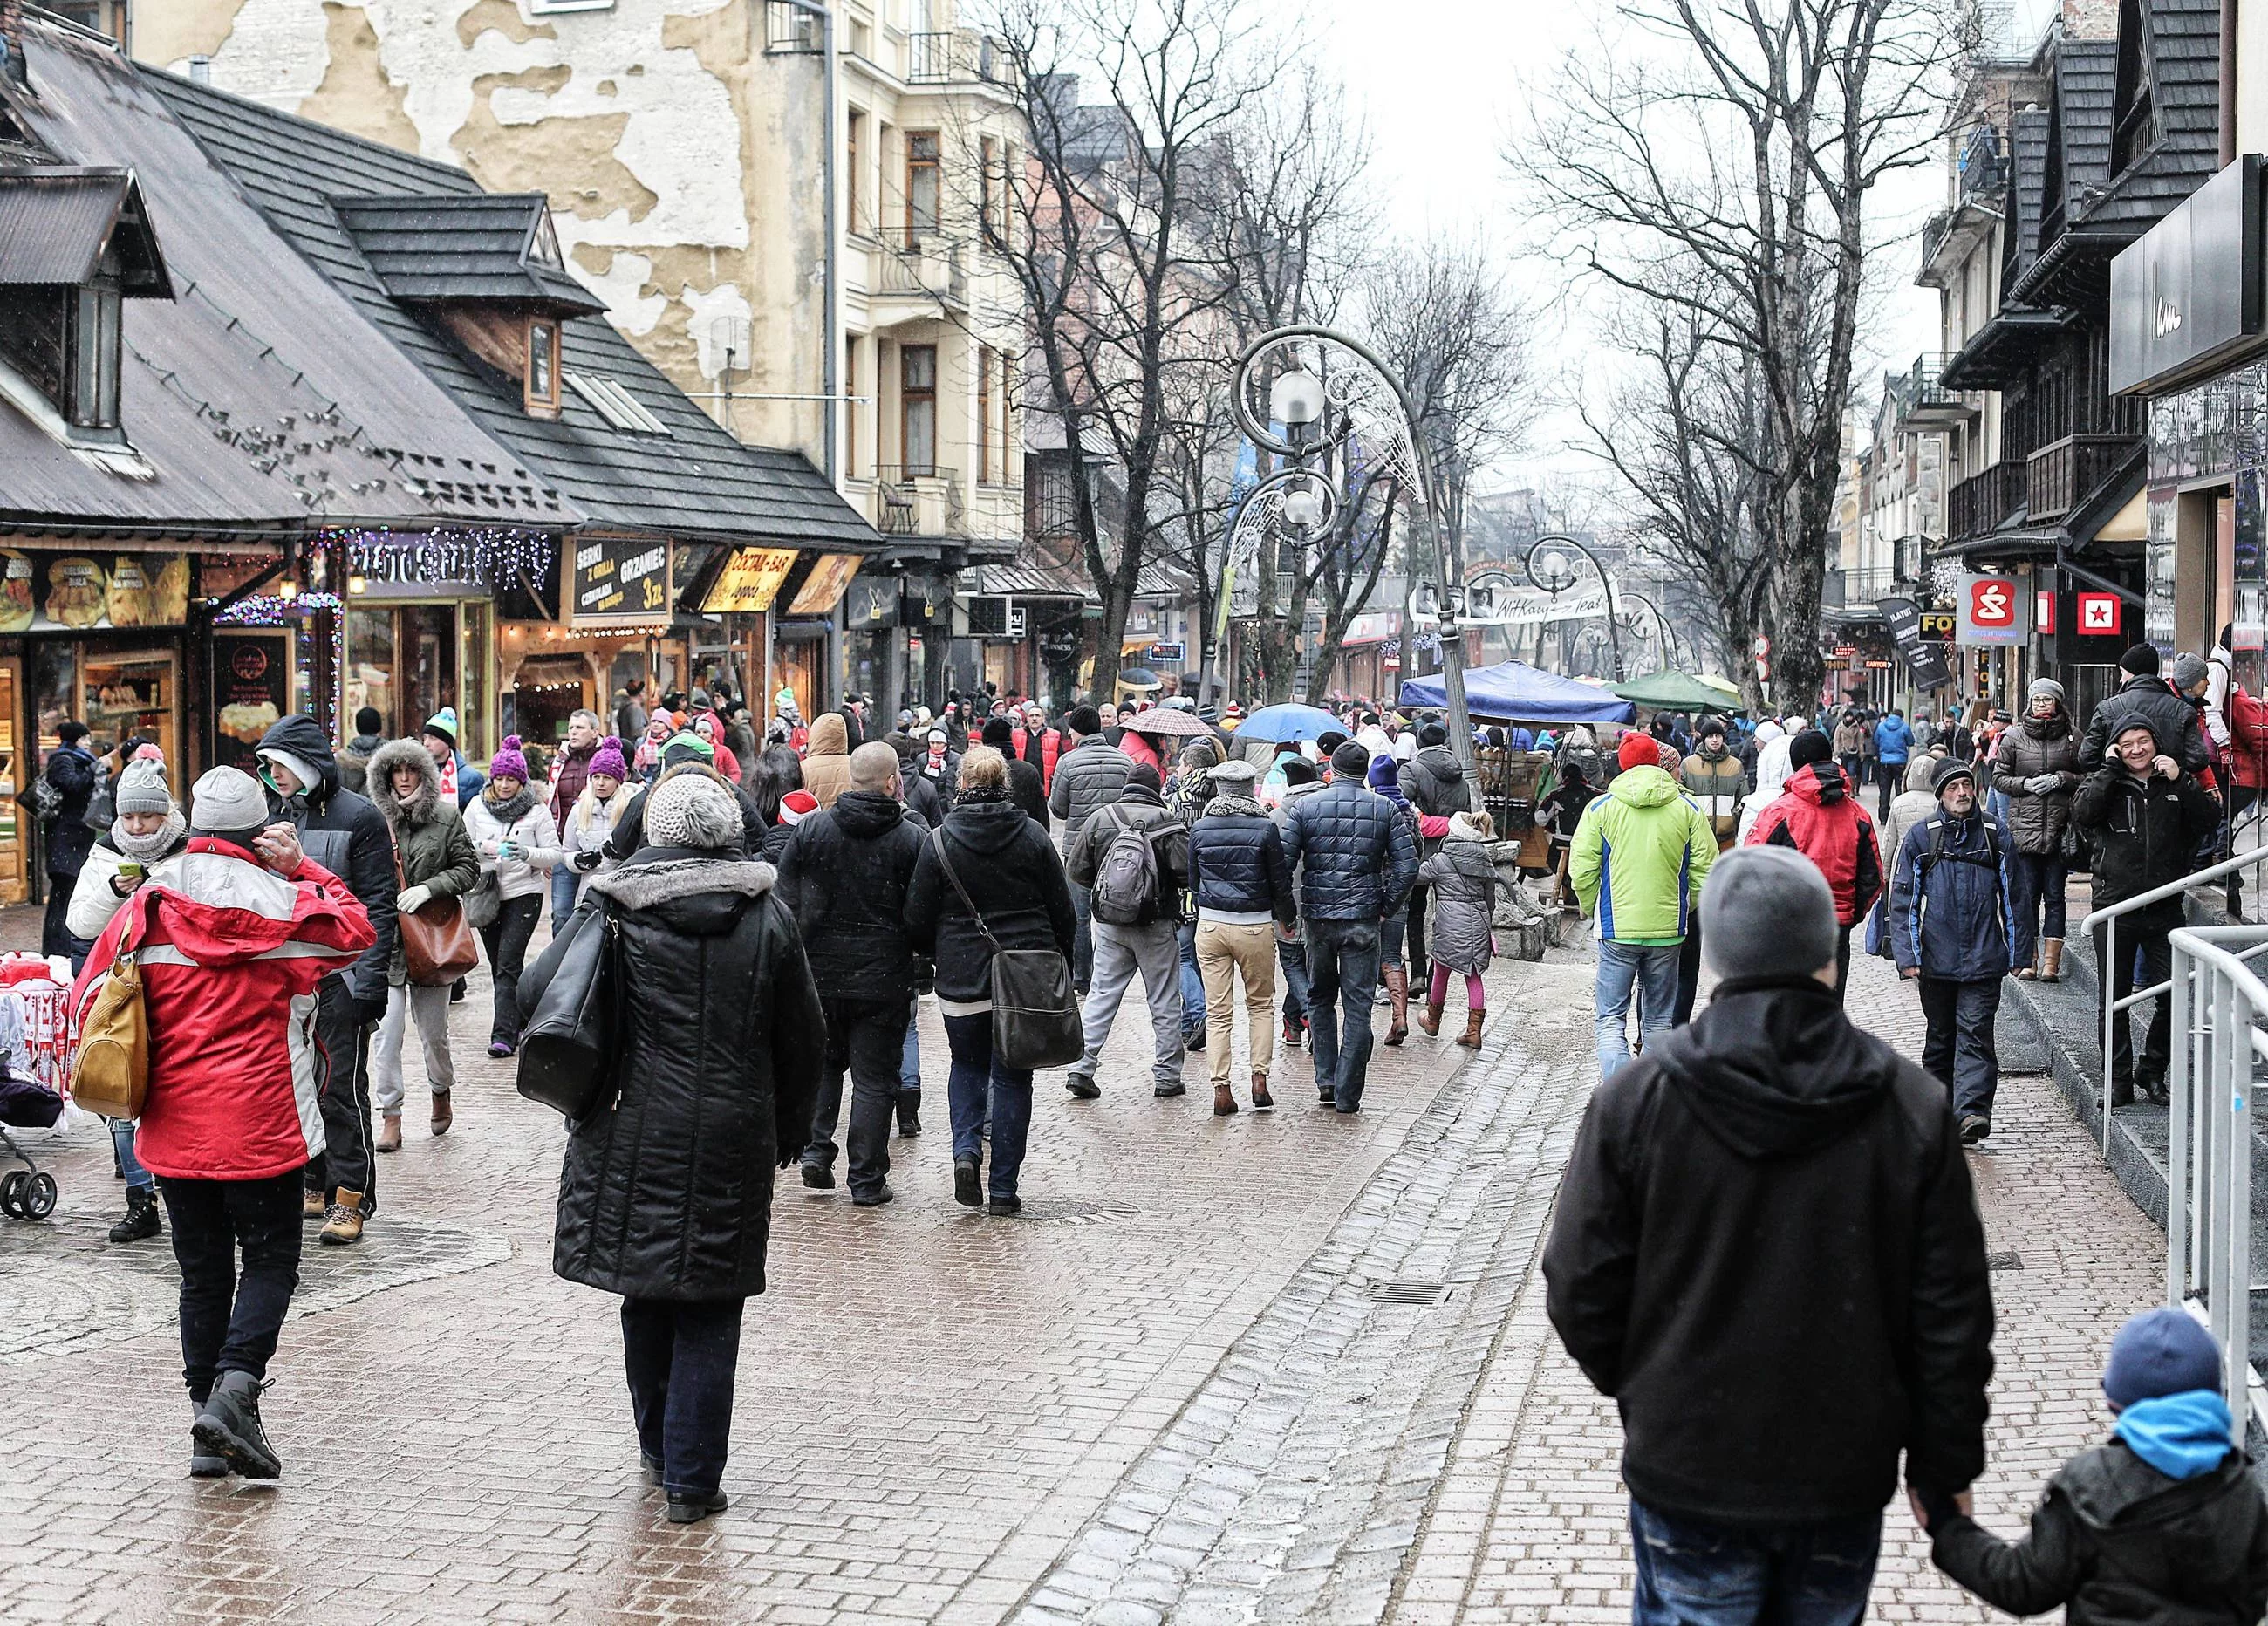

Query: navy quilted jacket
[[1281, 779, 1419, 922], [1187, 801, 1295, 923]]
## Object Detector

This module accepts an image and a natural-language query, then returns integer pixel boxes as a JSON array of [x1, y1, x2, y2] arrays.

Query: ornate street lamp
[[1523, 533, 1623, 682]]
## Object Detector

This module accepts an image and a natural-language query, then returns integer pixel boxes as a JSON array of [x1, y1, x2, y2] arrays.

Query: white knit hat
[[643, 771, 742, 851]]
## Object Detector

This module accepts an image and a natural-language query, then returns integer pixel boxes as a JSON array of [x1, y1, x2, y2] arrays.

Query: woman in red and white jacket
[[72, 766, 373, 1482]]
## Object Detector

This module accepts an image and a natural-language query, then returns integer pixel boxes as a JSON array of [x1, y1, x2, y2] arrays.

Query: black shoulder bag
[[516, 900, 620, 1119], [930, 827, 1084, 1070]]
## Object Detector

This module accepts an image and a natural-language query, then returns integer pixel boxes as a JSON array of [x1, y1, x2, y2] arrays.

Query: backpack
[[1090, 804, 1166, 926]]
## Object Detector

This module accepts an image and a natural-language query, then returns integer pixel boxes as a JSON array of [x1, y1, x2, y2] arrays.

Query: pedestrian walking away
[[1185, 756, 1295, 1115], [533, 769, 823, 1525], [1543, 843, 1993, 1626], [1889, 756, 2013, 1144], [1272, 758, 1324, 1052], [905, 746, 1076, 1214], [1048, 706, 1133, 995], [1062, 762, 1190, 1099], [72, 767, 375, 1481], [1873, 707, 1914, 819], [366, 739, 481, 1148], [1415, 810, 1499, 1048], [1570, 732, 1718, 1077], [255, 714, 400, 1245], [463, 738, 563, 1059], [1991, 678, 2083, 980], [1281, 740, 1418, 1114], [1675, 715, 1745, 1022], [1366, 751, 1427, 1047], [776, 743, 926, 1205], [1744, 730, 1884, 999], [1398, 721, 1468, 993]]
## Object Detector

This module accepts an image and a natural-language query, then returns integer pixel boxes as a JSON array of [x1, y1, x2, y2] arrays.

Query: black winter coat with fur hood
[[537, 843, 823, 1301]]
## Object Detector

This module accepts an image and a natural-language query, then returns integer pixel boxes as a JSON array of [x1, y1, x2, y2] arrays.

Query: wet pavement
[[0, 900, 2166, 1622]]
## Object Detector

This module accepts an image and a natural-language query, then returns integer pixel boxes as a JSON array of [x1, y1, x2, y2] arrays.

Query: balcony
[[1823, 566, 1903, 614], [1894, 352, 1980, 431], [1948, 460, 2024, 539], [2025, 434, 2143, 521], [865, 465, 965, 536], [905, 30, 1010, 85], [869, 229, 968, 314]]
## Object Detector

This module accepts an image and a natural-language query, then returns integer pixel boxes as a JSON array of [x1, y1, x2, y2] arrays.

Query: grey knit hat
[[1699, 845, 1838, 982], [2026, 677, 2066, 704], [642, 770, 743, 851], [188, 766, 270, 845], [2171, 652, 2210, 691], [113, 757, 174, 817]]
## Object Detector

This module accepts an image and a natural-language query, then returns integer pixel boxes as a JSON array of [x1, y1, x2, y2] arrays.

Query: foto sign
[[1956, 572, 2026, 646]]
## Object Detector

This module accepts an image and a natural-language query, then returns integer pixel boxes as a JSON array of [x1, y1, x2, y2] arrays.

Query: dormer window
[[527, 318, 559, 415]]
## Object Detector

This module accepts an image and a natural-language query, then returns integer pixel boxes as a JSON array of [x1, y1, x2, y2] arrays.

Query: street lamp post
[[1226, 325, 1474, 774], [1620, 591, 1686, 671], [1523, 533, 1622, 682]]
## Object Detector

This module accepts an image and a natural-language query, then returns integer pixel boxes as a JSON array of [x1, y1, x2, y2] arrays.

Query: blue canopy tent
[[1398, 661, 1636, 727]]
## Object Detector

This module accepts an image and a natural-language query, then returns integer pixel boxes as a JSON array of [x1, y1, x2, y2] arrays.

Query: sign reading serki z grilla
[[570, 536, 671, 626]]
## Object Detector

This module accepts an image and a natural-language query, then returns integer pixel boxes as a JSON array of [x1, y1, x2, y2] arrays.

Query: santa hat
[[779, 789, 820, 826]]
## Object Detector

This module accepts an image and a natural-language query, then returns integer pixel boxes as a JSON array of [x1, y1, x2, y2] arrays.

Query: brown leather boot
[[1383, 967, 1410, 1046], [1417, 994, 1444, 1037], [1251, 1071, 1273, 1110], [430, 1092, 453, 1137], [1458, 1008, 1486, 1049], [303, 1187, 326, 1220], [376, 1112, 401, 1153], [319, 1191, 365, 1246], [2039, 939, 2064, 981], [1213, 1082, 1238, 1117]]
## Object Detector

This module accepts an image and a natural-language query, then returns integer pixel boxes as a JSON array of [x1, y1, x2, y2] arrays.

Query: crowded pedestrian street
[[0, 904, 2162, 1624]]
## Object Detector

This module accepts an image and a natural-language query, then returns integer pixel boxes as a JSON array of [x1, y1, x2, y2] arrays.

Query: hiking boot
[[302, 1187, 326, 1220], [193, 1370, 282, 1479], [2039, 939, 2065, 981], [851, 1183, 895, 1208], [666, 1488, 728, 1524], [318, 1191, 365, 1246], [430, 1093, 453, 1137], [953, 1156, 982, 1208], [1251, 1073, 1273, 1110], [1458, 1008, 1486, 1049], [1064, 1071, 1100, 1100], [1152, 1081, 1185, 1097], [1185, 1027, 1207, 1052], [109, 1190, 161, 1245], [1417, 997, 1445, 1038], [1281, 1017, 1303, 1049], [1383, 967, 1410, 1046], [800, 1161, 835, 1191], [895, 1091, 921, 1138], [1213, 1082, 1238, 1117], [188, 1400, 228, 1479], [1959, 1114, 1991, 1144], [376, 1112, 401, 1153], [986, 1193, 1022, 1217]]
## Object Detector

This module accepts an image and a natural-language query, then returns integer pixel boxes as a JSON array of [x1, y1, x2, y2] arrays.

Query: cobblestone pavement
[[0, 897, 2169, 1623]]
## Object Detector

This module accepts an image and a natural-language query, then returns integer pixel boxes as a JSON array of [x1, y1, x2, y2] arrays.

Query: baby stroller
[[0, 1069, 61, 1220]]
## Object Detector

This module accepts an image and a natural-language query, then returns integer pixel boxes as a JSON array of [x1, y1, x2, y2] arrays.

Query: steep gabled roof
[[2080, 0, 2222, 229], [2000, 104, 2050, 293], [0, 166, 169, 293]]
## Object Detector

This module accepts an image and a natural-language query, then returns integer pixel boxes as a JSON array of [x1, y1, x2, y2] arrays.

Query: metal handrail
[[2079, 842, 2268, 1153]]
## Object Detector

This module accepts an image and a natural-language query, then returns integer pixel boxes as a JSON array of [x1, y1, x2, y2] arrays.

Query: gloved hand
[[2025, 774, 2060, 796], [395, 885, 433, 914], [572, 849, 604, 872]]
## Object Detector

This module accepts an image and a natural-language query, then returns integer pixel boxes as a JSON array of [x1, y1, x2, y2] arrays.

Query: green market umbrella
[[1611, 671, 1744, 712]]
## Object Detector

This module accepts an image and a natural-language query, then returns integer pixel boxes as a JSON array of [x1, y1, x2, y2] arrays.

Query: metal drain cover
[[1367, 1279, 1452, 1307], [1986, 1250, 2024, 1271]]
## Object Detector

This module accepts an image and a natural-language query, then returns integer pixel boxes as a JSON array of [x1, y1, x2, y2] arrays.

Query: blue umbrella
[[1233, 702, 1345, 743]]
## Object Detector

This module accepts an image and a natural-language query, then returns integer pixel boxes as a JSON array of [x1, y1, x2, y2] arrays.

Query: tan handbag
[[72, 890, 157, 1120], [395, 849, 478, 987]]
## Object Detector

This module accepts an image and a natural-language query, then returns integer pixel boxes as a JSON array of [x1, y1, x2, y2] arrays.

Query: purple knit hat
[[588, 735, 628, 781], [489, 734, 529, 783]]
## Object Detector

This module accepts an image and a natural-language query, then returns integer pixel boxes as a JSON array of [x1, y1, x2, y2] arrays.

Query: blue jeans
[[620, 1296, 744, 1500], [1596, 940, 1681, 1078], [2005, 851, 2067, 970], [550, 863, 580, 936], [900, 1003, 920, 1093], [112, 1118, 152, 1196], [1178, 920, 1206, 1035], [944, 1012, 1032, 1199], [1629, 1500, 1879, 1626], [1306, 918, 1382, 1110], [1069, 882, 1094, 993], [1278, 934, 1310, 1027]]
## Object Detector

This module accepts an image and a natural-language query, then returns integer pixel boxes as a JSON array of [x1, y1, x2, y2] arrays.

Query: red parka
[[1744, 763, 1886, 927]]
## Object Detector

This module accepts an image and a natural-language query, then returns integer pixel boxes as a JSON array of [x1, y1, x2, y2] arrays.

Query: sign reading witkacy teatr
[[1955, 572, 2028, 646]]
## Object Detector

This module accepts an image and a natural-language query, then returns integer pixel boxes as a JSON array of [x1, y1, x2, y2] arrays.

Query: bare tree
[[1518, 0, 1957, 711]]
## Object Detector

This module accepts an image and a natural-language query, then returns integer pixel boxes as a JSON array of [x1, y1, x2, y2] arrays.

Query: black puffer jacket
[[1048, 736, 1132, 851], [905, 792, 1076, 1006], [257, 714, 399, 1008], [775, 789, 926, 1004], [2082, 674, 2212, 776], [1542, 978, 1994, 1523], [1992, 711, 2085, 855], [1004, 755, 1049, 830], [2072, 758, 2220, 913], [40, 744, 97, 877], [1933, 1439, 2268, 1626], [1281, 778, 1419, 922], [1187, 795, 1295, 923], [543, 849, 823, 1301]]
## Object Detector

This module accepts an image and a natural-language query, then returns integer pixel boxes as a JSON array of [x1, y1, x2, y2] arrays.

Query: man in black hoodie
[[1398, 721, 1467, 988], [775, 743, 926, 1205], [1543, 843, 1993, 1621], [254, 715, 400, 1244]]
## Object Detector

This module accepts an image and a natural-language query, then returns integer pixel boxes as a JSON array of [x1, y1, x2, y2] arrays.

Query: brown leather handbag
[[72, 890, 159, 1119], [395, 850, 478, 987]]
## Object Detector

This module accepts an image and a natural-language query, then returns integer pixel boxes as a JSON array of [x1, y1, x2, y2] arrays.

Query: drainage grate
[[1986, 1250, 2024, 1272], [1367, 1279, 1452, 1307], [1015, 1198, 1137, 1226]]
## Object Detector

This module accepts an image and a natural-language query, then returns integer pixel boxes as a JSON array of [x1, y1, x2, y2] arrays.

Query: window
[[902, 344, 936, 476], [844, 336, 860, 476], [977, 346, 992, 484], [846, 111, 865, 235], [526, 319, 560, 414], [995, 144, 1014, 240], [906, 130, 940, 240], [564, 370, 671, 434]]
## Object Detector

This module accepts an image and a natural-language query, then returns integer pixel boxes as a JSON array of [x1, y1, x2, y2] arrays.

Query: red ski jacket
[[1744, 763, 1886, 927]]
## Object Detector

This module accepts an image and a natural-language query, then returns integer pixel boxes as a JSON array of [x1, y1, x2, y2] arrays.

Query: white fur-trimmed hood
[[585, 856, 775, 911]]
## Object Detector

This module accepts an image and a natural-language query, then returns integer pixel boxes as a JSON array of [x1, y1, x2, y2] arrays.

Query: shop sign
[[1149, 642, 1185, 664], [2036, 591, 2057, 633], [570, 536, 670, 625], [844, 577, 899, 629], [1877, 596, 1952, 689], [2109, 156, 2264, 397], [702, 547, 799, 614], [788, 553, 861, 616], [211, 630, 290, 774], [1955, 572, 2025, 646], [2078, 592, 2121, 635], [0, 550, 193, 633]]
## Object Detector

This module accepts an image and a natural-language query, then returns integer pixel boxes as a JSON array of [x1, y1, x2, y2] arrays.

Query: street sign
[[2036, 591, 2057, 633], [1956, 572, 2025, 646], [1877, 597, 1952, 689], [2078, 592, 2122, 636], [1918, 610, 1956, 641]]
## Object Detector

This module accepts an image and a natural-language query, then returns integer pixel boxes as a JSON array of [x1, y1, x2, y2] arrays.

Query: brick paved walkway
[[0, 894, 2168, 1623]]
